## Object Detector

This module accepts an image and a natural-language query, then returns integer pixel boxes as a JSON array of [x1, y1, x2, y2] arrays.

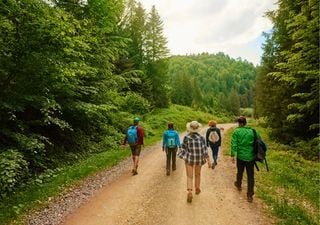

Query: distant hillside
[[166, 52, 256, 115]]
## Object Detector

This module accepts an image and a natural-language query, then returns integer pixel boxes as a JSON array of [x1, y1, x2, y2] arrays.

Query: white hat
[[186, 121, 202, 133]]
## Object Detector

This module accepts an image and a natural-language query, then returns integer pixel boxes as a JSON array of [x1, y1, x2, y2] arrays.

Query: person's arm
[[121, 133, 127, 148], [230, 130, 238, 163], [137, 126, 144, 145], [217, 128, 222, 146], [162, 132, 166, 151], [175, 131, 181, 149], [205, 128, 210, 146]]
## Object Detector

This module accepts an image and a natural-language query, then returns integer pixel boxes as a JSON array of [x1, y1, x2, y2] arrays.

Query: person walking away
[[178, 121, 211, 203], [230, 116, 260, 202], [122, 117, 144, 175], [162, 122, 181, 176], [206, 120, 221, 169]]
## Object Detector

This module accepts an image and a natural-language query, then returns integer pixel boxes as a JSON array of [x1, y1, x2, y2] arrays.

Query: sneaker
[[187, 192, 193, 203], [195, 188, 201, 195], [234, 181, 241, 191], [247, 196, 253, 202]]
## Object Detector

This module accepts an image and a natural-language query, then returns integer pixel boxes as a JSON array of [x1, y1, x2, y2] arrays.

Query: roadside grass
[[142, 104, 231, 144], [1, 104, 231, 225], [1, 149, 130, 225], [223, 125, 319, 225]]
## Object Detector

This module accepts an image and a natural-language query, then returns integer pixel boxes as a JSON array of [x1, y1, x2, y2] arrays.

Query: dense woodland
[[0, 0, 318, 197], [255, 0, 319, 158]]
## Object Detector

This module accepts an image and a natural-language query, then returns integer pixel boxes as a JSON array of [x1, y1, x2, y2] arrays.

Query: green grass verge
[[223, 124, 320, 225], [1, 104, 231, 225]]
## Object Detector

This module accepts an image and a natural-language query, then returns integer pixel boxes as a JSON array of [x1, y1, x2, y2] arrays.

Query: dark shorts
[[130, 144, 142, 156]]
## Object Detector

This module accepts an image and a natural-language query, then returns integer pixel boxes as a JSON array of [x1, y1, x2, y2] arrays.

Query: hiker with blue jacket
[[230, 116, 260, 202], [206, 120, 221, 169], [122, 117, 144, 175], [162, 122, 181, 176]]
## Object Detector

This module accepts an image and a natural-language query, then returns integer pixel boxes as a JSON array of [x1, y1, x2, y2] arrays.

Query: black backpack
[[252, 129, 269, 172]]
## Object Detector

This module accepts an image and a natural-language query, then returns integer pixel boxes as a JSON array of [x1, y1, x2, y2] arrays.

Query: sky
[[138, 0, 278, 65]]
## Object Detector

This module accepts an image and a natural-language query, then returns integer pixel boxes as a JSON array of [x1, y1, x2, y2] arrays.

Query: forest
[[0, 0, 318, 201]]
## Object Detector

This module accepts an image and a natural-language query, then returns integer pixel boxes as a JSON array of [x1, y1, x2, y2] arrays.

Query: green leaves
[[256, 0, 319, 143]]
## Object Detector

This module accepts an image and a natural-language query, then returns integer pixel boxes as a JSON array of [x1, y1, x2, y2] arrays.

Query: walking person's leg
[[132, 145, 141, 175], [185, 163, 194, 202], [213, 145, 219, 165], [235, 158, 245, 190], [166, 148, 172, 175], [194, 164, 202, 194], [172, 148, 177, 171], [246, 160, 255, 202], [210, 144, 215, 169]]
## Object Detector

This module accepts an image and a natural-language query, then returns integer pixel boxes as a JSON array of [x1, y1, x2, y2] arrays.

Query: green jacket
[[231, 126, 260, 161]]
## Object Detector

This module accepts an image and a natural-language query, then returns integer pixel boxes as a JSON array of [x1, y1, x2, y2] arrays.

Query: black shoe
[[234, 181, 241, 191], [247, 196, 253, 202], [214, 160, 217, 165]]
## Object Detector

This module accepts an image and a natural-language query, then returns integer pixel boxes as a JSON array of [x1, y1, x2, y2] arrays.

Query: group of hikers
[[121, 116, 261, 203]]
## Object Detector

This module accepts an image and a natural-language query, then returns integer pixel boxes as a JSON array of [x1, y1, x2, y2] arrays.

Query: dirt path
[[60, 124, 273, 225]]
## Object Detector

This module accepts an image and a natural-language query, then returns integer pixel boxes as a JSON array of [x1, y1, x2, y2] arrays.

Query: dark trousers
[[166, 148, 177, 171], [236, 158, 255, 197]]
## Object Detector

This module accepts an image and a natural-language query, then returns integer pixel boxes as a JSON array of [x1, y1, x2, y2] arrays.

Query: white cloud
[[139, 0, 277, 65]]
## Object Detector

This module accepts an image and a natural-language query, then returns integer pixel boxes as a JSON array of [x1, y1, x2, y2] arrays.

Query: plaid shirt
[[181, 133, 209, 165]]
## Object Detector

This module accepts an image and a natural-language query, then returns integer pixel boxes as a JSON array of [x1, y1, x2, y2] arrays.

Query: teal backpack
[[166, 130, 177, 148], [127, 126, 138, 145]]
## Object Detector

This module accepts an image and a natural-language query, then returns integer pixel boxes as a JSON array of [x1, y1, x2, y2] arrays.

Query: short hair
[[168, 122, 174, 129], [237, 116, 247, 125]]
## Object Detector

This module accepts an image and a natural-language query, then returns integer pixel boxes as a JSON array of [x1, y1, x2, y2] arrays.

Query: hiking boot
[[214, 160, 217, 166], [132, 170, 138, 176], [195, 188, 201, 195], [211, 163, 215, 169], [187, 192, 193, 203], [247, 196, 253, 202], [166, 170, 170, 176], [234, 181, 241, 191]]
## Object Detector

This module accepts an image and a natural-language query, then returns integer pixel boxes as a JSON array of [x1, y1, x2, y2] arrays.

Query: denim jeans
[[209, 144, 219, 162], [236, 158, 255, 197]]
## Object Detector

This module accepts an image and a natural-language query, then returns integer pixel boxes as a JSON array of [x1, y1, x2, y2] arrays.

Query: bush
[[0, 149, 29, 197], [122, 92, 151, 114]]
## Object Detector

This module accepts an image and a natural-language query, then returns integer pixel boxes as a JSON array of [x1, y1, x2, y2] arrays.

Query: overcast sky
[[139, 0, 277, 65]]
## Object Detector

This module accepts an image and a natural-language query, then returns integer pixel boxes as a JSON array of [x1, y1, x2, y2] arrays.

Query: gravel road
[[27, 123, 274, 225]]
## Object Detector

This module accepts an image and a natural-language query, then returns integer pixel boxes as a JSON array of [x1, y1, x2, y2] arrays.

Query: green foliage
[[0, 150, 28, 197], [122, 92, 151, 114], [256, 0, 319, 143], [240, 108, 254, 118], [166, 53, 256, 114]]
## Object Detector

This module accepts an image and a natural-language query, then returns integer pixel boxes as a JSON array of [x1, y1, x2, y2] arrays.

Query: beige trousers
[[185, 163, 202, 191]]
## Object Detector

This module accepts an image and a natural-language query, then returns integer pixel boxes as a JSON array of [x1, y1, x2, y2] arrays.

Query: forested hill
[[166, 53, 256, 115]]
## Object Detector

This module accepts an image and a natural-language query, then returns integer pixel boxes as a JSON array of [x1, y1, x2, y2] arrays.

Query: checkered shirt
[[181, 133, 209, 165]]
